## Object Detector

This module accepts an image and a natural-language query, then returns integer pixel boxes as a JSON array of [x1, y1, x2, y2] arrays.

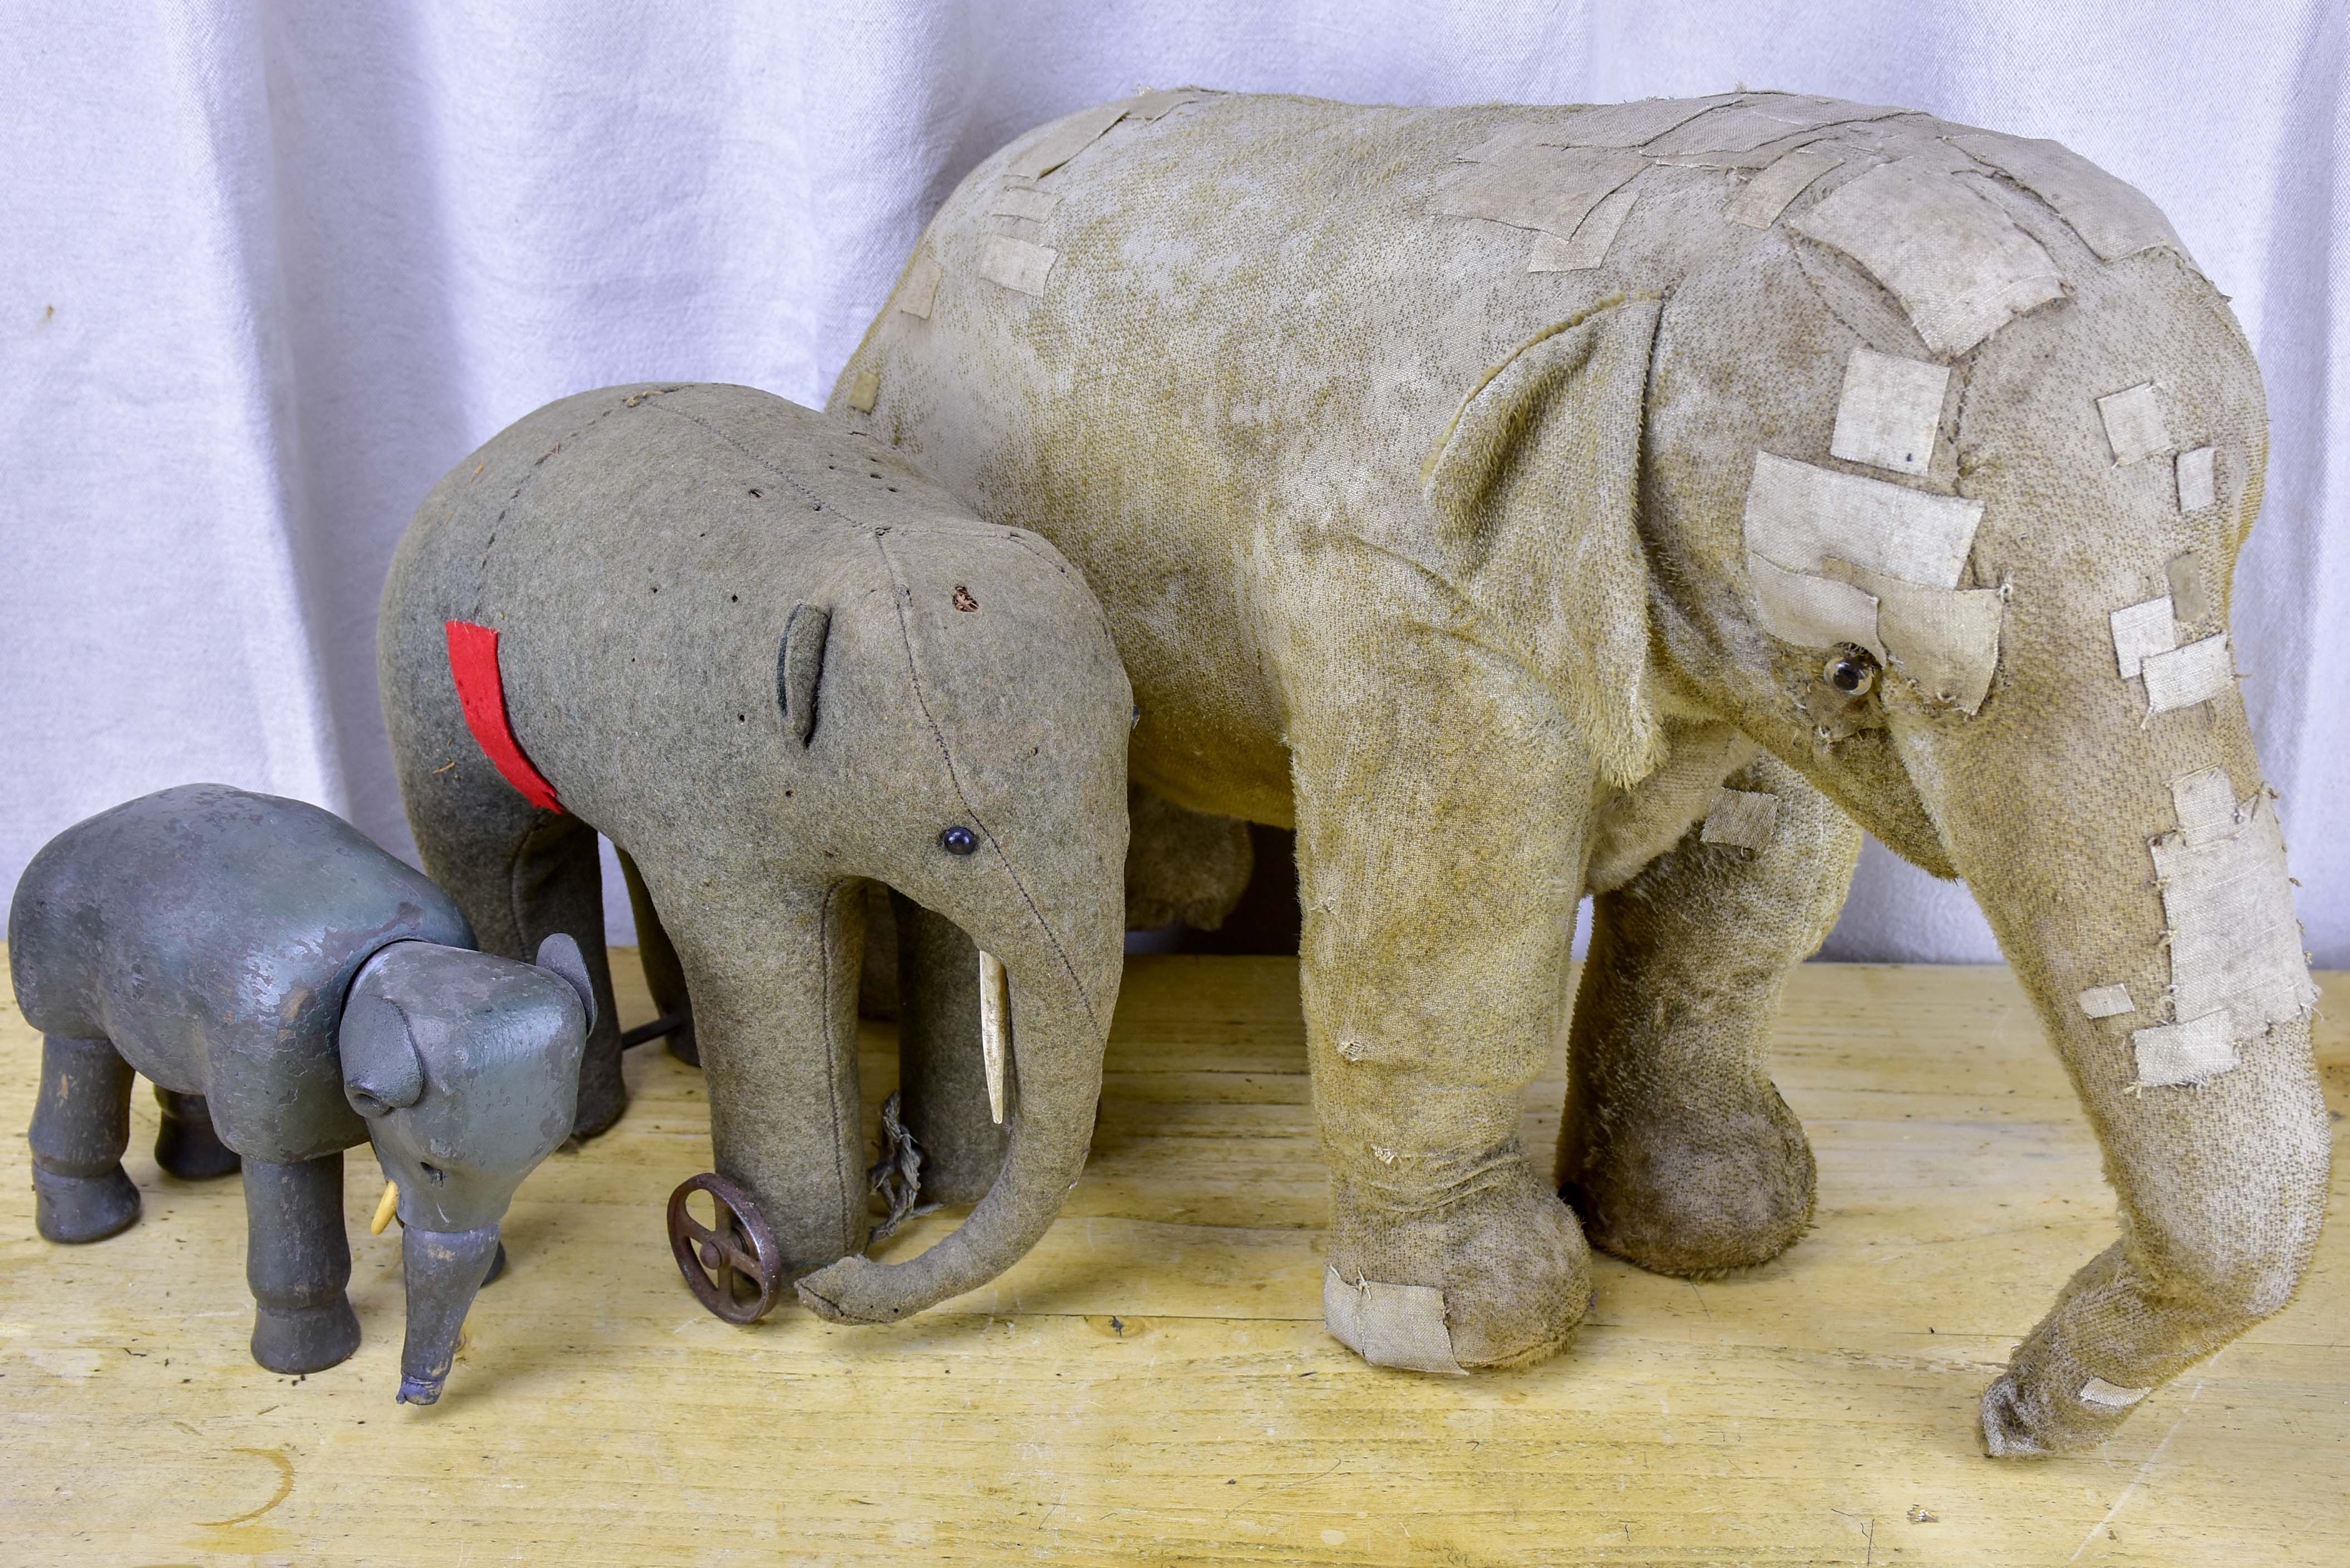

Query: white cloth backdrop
[[4, 2, 2344, 962]]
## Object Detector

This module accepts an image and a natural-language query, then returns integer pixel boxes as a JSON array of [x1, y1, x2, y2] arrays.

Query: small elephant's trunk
[[793, 960, 1109, 1323], [395, 1223, 502, 1405]]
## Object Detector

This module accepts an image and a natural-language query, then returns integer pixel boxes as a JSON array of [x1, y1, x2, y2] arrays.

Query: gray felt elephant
[[377, 384, 1130, 1326], [9, 783, 592, 1403], [833, 89, 2322, 1454]]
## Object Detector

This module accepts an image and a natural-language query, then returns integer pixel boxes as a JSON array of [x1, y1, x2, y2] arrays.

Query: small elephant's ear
[[340, 991, 426, 1115], [534, 932, 598, 1033], [776, 603, 832, 747], [1419, 294, 1666, 789]]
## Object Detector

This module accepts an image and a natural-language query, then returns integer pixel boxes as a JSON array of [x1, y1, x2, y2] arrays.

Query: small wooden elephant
[[8, 783, 593, 1403]]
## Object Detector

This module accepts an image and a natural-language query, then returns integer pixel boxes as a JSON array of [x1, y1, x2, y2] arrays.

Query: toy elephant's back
[[832, 89, 2206, 797], [381, 381, 1066, 837], [8, 783, 472, 1159], [845, 88, 2196, 497]]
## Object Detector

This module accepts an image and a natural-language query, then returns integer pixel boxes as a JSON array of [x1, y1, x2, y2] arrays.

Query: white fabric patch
[[1430, 145, 1644, 238], [1788, 155, 2067, 356], [2151, 793, 2315, 1043], [1749, 552, 1881, 655], [1527, 179, 1640, 271], [991, 185, 1061, 223], [1641, 94, 1909, 157], [1945, 132, 2191, 264], [2097, 382, 2171, 465], [896, 255, 943, 319], [1830, 347, 1950, 476], [2166, 552, 2211, 626], [1700, 787, 1779, 851], [1742, 452, 1984, 589], [2131, 1010, 2239, 1088], [2109, 594, 2177, 680], [977, 234, 1057, 297], [1121, 87, 1202, 121], [2142, 632, 2232, 714], [1726, 147, 1845, 228], [2177, 445, 2217, 512], [2078, 983, 2135, 1020], [1323, 1266, 1466, 1375], [1826, 561, 2002, 712], [2078, 1376, 2153, 1408], [2171, 766, 2241, 846], [1539, 94, 1745, 149], [1004, 101, 1129, 180]]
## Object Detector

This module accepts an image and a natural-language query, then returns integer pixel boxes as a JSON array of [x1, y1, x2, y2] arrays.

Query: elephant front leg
[[1561, 755, 1860, 1275], [1286, 618, 1596, 1373], [674, 878, 869, 1279], [28, 1034, 141, 1243], [242, 1152, 362, 1374]]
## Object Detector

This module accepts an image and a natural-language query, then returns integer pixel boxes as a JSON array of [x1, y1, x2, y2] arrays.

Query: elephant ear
[[340, 986, 426, 1115], [1419, 294, 1665, 789], [534, 932, 597, 1033]]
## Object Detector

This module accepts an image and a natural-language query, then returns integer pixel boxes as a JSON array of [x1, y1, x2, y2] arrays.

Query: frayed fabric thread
[[867, 1091, 941, 1244]]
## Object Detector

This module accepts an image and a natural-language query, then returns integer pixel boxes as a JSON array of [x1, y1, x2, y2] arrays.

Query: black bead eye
[[940, 825, 979, 856], [1823, 648, 1878, 696]]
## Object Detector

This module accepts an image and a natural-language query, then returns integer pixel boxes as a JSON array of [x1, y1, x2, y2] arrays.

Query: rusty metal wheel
[[666, 1172, 783, 1324]]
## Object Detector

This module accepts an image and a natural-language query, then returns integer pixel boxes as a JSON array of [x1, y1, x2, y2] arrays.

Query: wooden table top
[[3, 949, 2342, 1566]]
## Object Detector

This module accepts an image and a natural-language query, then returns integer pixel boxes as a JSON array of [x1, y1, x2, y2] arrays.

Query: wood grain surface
[[2, 948, 2343, 1566]]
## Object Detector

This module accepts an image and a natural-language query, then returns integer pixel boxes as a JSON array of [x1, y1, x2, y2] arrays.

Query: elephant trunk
[[794, 956, 1110, 1323], [1888, 674, 2327, 1452], [395, 1223, 503, 1405]]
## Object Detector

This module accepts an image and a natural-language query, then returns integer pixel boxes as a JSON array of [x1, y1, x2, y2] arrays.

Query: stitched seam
[[470, 385, 692, 622], [645, 400, 1004, 549], [820, 878, 855, 1245], [871, 527, 1102, 1031], [1002, 532, 1118, 647], [645, 401, 843, 515]]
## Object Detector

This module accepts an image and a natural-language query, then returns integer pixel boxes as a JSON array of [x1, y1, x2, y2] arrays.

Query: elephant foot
[[1325, 1149, 1590, 1372], [666, 1025, 700, 1068], [1979, 1368, 2135, 1458], [250, 1296, 362, 1375], [154, 1089, 242, 1181], [33, 1163, 142, 1244], [1561, 1078, 1814, 1278], [479, 1240, 508, 1287]]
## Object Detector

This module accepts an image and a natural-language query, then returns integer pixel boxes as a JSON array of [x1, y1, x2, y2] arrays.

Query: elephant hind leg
[[397, 724, 625, 1138], [1283, 582, 1597, 1373], [243, 1153, 361, 1374], [29, 1034, 141, 1243], [153, 1087, 240, 1180], [617, 846, 697, 1067], [1560, 755, 1860, 1276]]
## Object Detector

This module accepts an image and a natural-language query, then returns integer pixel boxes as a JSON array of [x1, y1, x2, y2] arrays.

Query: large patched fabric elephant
[[830, 89, 2322, 1454], [378, 384, 1132, 1326], [9, 784, 592, 1402]]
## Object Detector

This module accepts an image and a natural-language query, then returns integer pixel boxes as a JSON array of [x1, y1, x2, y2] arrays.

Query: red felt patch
[[444, 620, 563, 813]]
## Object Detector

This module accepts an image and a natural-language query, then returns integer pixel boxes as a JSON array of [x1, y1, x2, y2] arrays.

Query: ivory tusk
[[370, 1179, 400, 1236], [977, 949, 1010, 1125]]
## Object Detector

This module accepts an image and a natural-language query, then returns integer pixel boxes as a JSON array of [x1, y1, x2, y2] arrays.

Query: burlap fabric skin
[[378, 385, 1132, 1325], [832, 91, 2322, 1453]]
